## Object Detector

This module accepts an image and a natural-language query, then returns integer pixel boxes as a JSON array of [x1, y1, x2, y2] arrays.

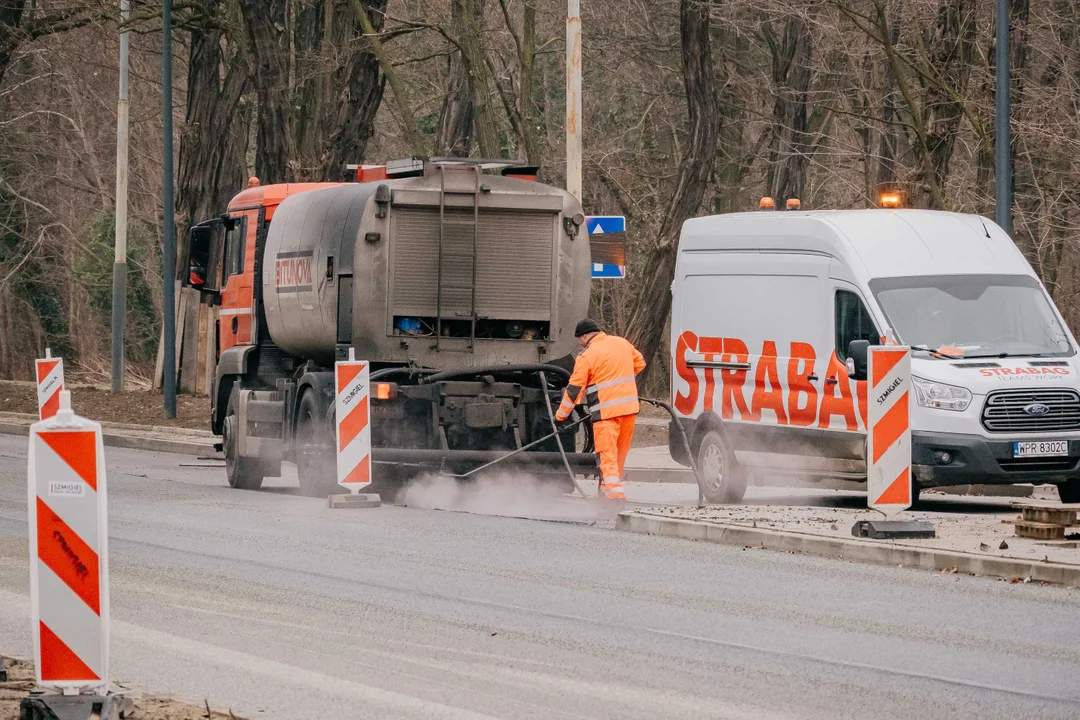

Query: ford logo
[[1024, 403, 1051, 416]]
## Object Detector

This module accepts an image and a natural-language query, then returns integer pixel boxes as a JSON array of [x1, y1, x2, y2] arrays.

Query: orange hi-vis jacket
[[556, 333, 647, 422]]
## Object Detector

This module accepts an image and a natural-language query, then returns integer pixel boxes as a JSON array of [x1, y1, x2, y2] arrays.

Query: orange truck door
[[218, 210, 258, 352]]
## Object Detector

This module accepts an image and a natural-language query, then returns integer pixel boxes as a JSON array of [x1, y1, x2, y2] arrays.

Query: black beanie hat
[[574, 318, 601, 337]]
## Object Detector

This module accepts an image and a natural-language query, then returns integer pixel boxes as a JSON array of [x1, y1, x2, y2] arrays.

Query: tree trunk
[[0, 2, 26, 90], [241, 0, 296, 184], [452, 0, 500, 158], [876, 22, 900, 190], [763, 14, 811, 204], [177, 1, 251, 238], [322, 0, 386, 179], [912, 0, 975, 208], [623, 0, 718, 373], [436, 0, 475, 156], [518, 0, 539, 163]]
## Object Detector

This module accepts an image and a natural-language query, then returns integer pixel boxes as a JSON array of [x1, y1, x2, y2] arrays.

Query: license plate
[[1013, 440, 1069, 458]]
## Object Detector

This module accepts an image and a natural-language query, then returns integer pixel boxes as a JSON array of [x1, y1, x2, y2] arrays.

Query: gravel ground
[[0, 658, 242, 719], [0, 381, 208, 430]]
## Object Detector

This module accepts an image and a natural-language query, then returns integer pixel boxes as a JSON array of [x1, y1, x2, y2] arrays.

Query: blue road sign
[[591, 263, 626, 279], [586, 216, 625, 235], [587, 215, 626, 278]]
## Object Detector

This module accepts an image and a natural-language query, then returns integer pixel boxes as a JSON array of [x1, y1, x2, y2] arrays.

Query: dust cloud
[[395, 472, 590, 520]]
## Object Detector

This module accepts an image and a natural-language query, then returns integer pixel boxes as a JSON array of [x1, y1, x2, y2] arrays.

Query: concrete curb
[[616, 511, 1080, 587], [0, 422, 215, 457]]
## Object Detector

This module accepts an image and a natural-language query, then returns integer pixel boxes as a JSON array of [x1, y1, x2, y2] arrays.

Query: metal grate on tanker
[[391, 207, 555, 322], [981, 388, 1080, 433]]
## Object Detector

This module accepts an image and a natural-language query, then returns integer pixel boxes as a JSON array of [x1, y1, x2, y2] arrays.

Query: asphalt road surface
[[0, 434, 1078, 720]]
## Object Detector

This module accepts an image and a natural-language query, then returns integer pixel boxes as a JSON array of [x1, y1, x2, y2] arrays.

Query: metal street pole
[[566, 0, 582, 202], [162, 0, 177, 418], [111, 0, 130, 394], [995, 0, 1012, 234]]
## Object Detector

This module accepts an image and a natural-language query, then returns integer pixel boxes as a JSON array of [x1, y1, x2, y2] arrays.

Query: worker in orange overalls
[[555, 319, 646, 503]]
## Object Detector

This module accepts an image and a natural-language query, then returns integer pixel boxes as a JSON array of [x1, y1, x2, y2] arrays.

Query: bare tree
[[623, 0, 719, 375]]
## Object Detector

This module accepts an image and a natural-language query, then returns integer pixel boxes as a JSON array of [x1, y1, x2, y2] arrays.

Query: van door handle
[[824, 377, 838, 385], [806, 375, 819, 382]]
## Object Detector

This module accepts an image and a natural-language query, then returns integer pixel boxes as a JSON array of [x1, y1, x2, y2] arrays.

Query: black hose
[[446, 416, 589, 479], [369, 367, 439, 381], [539, 370, 590, 499], [638, 397, 705, 506], [419, 363, 571, 385]]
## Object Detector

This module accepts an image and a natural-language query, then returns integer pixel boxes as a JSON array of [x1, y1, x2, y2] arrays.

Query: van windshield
[[869, 274, 1074, 358]]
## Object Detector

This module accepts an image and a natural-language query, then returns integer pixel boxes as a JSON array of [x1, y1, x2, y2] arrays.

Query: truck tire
[[295, 389, 338, 498], [695, 430, 747, 504], [1057, 480, 1080, 504], [223, 388, 266, 491]]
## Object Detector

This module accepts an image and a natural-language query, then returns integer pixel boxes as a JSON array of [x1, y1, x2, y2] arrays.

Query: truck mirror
[[847, 339, 870, 381], [185, 221, 223, 298]]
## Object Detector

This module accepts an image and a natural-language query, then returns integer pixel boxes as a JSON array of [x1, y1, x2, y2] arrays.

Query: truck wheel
[[695, 430, 747, 504], [296, 390, 338, 498], [223, 389, 265, 491], [1057, 480, 1080, 504]]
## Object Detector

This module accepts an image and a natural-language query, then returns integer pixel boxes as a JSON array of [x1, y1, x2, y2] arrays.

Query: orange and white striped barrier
[[335, 350, 373, 492], [27, 390, 109, 692], [35, 349, 65, 421], [867, 345, 912, 516]]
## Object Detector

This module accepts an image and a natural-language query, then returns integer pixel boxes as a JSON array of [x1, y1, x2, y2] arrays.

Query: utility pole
[[111, 0, 130, 394], [995, 0, 1012, 234], [566, 0, 582, 202], [162, 0, 177, 418]]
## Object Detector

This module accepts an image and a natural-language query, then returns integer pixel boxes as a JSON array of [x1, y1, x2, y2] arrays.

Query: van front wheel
[[695, 430, 747, 504], [1057, 480, 1080, 504]]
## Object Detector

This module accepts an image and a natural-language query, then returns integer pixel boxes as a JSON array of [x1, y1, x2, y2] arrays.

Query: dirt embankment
[[1, 658, 242, 720], [0, 381, 210, 430]]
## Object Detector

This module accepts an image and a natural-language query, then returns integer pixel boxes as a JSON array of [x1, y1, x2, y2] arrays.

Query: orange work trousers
[[592, 415, 635, 500]]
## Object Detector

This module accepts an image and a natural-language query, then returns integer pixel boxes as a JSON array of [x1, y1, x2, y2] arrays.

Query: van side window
[[224, 216, 246, 278], [835, 290, 879, 360]]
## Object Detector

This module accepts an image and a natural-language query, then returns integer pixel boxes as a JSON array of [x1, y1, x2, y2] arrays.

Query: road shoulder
[[617, 510, 1080, 587]]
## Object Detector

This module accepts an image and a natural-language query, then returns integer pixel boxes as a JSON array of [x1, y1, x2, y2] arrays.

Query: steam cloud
[[395, 472, 591, 520]]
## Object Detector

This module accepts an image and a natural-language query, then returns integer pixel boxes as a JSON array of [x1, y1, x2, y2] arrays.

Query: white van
[[669, 209, 1080, 504]]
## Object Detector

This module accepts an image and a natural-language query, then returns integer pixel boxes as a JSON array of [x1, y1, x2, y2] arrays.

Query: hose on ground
[[638, 397, 705, 507], [539, 370, 591, 500]]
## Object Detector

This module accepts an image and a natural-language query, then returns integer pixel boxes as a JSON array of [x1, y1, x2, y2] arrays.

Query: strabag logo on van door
[[673, 331, 868, 432], [275, 250, 313, 293]]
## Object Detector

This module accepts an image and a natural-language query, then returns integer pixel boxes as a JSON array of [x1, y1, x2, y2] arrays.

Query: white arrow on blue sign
[[586, 215, 626, 279], [586, 216, 625, 235]]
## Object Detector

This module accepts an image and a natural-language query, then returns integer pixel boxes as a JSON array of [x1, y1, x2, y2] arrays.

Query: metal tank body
[[262, 183, 379, 364], [264, 166, 590, 368]]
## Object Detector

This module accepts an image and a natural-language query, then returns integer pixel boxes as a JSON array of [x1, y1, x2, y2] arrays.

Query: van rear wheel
[[695, 430, 747, 504]]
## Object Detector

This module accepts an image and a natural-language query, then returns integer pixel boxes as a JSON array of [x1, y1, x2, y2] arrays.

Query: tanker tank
[[262, 167, 591, 369]]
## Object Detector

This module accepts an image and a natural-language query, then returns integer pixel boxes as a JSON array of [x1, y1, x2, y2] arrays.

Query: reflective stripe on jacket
[[556, 333, 646, 422]]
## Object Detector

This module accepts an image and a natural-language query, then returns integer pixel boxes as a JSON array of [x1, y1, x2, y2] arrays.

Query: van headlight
[[912, 376, 971, 411]]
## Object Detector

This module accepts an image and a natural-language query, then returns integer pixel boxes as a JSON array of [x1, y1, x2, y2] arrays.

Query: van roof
[[680, 209, 1032, 280]]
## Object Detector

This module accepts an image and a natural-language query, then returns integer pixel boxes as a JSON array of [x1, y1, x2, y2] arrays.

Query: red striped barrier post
[[867, 345, 912, 517], [330, 349, 380, 508], [35, 349, 65, 421], [27, 390, 109, 694]]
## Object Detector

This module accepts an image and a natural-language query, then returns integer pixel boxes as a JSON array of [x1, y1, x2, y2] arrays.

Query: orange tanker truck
[[182, 158, 620, 496]]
